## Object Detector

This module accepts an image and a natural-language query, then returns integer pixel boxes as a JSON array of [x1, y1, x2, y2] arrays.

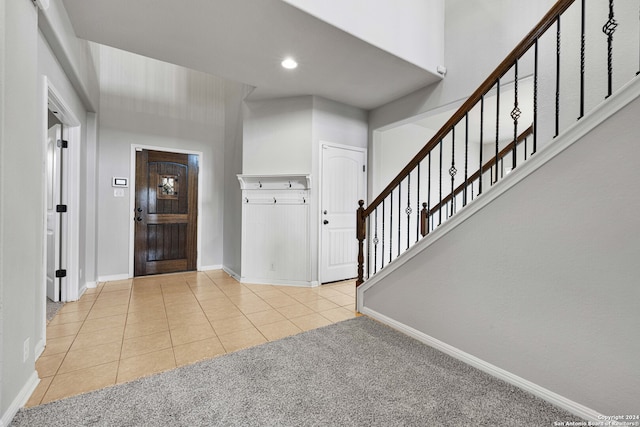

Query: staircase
[[356, 0, 640, 420]]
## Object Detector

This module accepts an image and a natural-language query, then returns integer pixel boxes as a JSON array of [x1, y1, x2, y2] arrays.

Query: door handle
[[136, 217, 142, 222], [323, 220, 329, 225], [137, 208, 142, 212]]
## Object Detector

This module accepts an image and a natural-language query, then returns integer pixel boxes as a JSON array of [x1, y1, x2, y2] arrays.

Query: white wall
[[282, 0, 444, 74], [0, 0, 40, 419], [373, 124, 436, 195], [361, 90, 640, 416], [223, 82, 253, 278], [369, 0, 556, 135], [243, 96, 313, 175], [241, 95, 368, 283], [95, 45, 227, 277], [311, 96, 368, 283]]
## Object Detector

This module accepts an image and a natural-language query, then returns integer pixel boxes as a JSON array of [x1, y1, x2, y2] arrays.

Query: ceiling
[[61, 0, 442, 110]]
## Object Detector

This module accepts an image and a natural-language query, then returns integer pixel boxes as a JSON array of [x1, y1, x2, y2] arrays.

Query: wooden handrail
[[426, 126, 533, 217], [363, 0, 575, 218]]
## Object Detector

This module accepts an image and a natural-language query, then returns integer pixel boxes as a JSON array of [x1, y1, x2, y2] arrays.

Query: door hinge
[[55, 269, 67, 278], [57, 139, 68, 148], [56, 204, 67, 213], [363, 165, 366, 172]]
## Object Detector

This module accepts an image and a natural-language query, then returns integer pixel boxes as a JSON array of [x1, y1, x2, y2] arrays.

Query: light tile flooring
[[27, 270, 357, 407]]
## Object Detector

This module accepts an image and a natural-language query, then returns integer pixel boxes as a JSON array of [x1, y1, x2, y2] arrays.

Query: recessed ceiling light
[[281, 58, 298, 70]]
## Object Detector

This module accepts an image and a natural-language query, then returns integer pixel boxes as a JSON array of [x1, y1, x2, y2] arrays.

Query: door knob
[[323, 220, 329, 225]]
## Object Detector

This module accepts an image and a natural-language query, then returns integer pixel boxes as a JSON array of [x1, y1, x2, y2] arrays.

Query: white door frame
[[317, 141, 367, 285], [41, 77, 82, 350], [128, 145, 204, 278]]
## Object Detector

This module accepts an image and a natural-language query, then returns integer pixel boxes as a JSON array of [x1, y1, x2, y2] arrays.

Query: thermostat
[[112, 177, 128, 187]]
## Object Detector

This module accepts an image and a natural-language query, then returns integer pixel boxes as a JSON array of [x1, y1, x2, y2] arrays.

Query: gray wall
[[241, 95, 368, 282], [95, 46, 228, 276], [223, 82, 253, 277], [1, 0, 40, 417], [362, 94, 640, 415]]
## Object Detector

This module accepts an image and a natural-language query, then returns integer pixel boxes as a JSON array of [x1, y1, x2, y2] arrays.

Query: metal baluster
[[397, 183, 401, 257], [406, 173, 411, 250], [449, 126, 457, 216], [555, 15, 561, 137], [416, 163, 421, 243], [479, 95, 484, 196], [389, 191, 393, 264], [373, 208, 378, 274], [381, 200, 385, 268], [464, 113, 469, 207], [427, 153, 432, 234], [579, 0, 586, 119], [534, 39, 539, 154], [495, 79, 500, 184], [638, 0, 640, 76], [603, 0, 617, 97], [438, 139, 443, 226], [511, 60, 520, 171], [365, 214, 371, 279], [524, 137, 528, 161]]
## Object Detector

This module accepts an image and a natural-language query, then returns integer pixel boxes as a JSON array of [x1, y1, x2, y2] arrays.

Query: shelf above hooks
[[237, 174, 311, 190]]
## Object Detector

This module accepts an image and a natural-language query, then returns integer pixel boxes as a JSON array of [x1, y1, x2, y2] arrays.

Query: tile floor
[[27, 270, 357, 406]]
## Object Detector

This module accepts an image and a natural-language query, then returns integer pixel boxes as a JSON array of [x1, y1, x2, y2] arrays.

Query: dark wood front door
[[134, 150, 198, 276]]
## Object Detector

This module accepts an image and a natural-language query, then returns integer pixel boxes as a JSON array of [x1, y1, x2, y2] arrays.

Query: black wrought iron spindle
[[511, 60, 520, 171], [366, 215, 371, 279], [449, 126, 457, 216], [397, 184, 401, 257], [555, 15, 561, 137], [638, 0, 640, 76], [579, 0, 586, 119], [406, 173, 411, 250], [495, 79, 500, 184], [603, 0, 617, 97], [389, 191, 393, 264], [373, 208, 378, 274], [381, 200, 385, 269], [416, 163, 420, 243], [427, 153, 432, 234], [533, 39, 539, 154], [438, 139, 443, 225], [464, 113, 469, 207], [524, 136, 528, 161], [479, 95, 484, 196]]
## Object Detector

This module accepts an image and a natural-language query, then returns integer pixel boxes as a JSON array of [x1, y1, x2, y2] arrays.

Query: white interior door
[[46, 124, 62, 301], [320, 145, 366, 283]]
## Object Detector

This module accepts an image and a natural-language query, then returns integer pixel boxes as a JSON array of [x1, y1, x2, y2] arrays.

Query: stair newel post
[[420, 202, 429, 237], [356, 200, 366, 287]]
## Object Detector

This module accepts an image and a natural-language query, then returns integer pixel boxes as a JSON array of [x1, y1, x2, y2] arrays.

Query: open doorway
[[40, 80, 83, 355], [45, 110, 64, 319]]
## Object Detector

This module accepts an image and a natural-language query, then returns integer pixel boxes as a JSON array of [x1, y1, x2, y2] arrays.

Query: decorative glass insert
[[158, 175, 179, 199]]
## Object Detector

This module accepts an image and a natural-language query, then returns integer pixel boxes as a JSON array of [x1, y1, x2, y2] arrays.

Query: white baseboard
[[0, 371, 39, 427], [97, 273, 130, 282], [84, 281, 97, 289], [222, 266, 240, 281], [360, 306, 604, 423], [34, 338, 45, 359], [239, 276, 316, 287], [199, 264, 223, 272]]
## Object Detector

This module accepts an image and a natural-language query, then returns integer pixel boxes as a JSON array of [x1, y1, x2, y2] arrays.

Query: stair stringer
[[358, 76, 640, 419]]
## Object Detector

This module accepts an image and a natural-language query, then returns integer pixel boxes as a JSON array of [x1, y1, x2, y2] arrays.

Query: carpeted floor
[[46, 298, 64, 323], [12, 317, 584, 426]]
